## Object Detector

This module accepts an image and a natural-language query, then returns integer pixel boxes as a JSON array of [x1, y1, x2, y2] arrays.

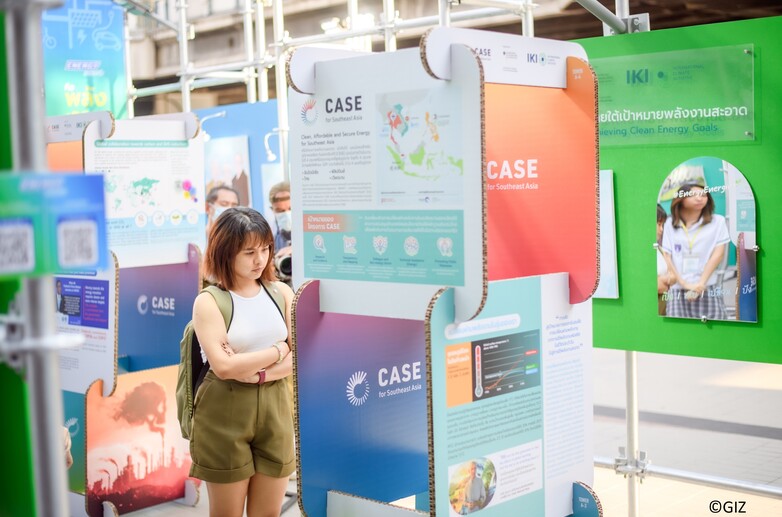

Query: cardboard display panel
[[294, 280, 429, 517], [84, 366, 191, 515], [288, 45, 486, 322], [423, 28, 600, 305], [83, 118, 205, 268], [427, 275, 593, 516], [484, 57, 599, 304], [57, 253, 119, 397]]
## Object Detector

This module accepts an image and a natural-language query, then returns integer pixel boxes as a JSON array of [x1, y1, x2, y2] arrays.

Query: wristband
[[271, 342, 285, 364], [257, 369, 266, 384]]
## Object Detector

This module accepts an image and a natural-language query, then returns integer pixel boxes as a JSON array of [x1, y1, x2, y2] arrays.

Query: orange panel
[[445, 342, 473, 408], [485, 57, 598, 303]]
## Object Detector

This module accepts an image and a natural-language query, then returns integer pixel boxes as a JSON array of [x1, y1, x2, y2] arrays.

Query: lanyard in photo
[[681, 222, 704, 253]]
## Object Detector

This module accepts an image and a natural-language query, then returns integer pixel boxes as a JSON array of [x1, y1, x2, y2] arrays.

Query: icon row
[[312, 234, 454, 257]]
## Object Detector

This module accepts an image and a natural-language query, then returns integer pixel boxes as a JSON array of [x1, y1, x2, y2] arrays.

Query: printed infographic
[[56, 255, 117, 396], [288, 45, 485, 321], [429, 275, 593, 516], [84, 119, 205, 268]]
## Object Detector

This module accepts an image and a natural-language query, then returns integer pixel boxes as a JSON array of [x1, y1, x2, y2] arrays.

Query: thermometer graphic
[[474, 345, 483, 398]]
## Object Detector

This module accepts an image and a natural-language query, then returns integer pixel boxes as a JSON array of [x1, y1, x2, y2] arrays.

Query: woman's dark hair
[[670, 184, 714, 229], [656, 203, 667, 223], [203, 207, 276, 289]]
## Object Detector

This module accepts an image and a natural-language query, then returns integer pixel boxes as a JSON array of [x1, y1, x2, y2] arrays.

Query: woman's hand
[[687, 281, 706, 296], [237, 372, 261, 384]]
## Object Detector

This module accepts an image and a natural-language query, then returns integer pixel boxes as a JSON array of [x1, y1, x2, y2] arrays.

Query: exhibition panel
[[581, 17, 780, 363], [2, 1, 780, 515]]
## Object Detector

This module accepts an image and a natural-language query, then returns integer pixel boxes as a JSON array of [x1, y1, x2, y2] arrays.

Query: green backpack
[[176, 282, 286, 439]]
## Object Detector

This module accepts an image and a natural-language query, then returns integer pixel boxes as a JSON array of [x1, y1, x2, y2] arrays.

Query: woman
[[190, 207, 294, 517], [661, 183, 730, 320]]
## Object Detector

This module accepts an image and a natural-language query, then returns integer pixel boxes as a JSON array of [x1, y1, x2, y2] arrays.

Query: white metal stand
[[2, 1, 70, 515]]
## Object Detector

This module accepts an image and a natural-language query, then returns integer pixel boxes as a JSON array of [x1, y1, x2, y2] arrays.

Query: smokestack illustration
[[113, 381, 167, 451], [99, 469, 112, 492]]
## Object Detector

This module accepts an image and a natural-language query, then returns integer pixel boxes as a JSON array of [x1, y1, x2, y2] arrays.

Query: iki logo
[[346, 371, 370, 406], [526, 52, 546, 65], [626, 68, 650, 84]]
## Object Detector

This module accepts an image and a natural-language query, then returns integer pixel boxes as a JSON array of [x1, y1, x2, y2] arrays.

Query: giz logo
[[626, 68, 650, 84]]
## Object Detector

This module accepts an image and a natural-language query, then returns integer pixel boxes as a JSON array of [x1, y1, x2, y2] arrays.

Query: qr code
[[57, 219, 98, 268], [0, 221, 35, 273]]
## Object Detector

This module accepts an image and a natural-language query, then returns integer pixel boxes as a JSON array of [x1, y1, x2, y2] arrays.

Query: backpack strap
[[203, 285, 234, 330], [261, 280, 286, 326], [194, 286, 234, 392]]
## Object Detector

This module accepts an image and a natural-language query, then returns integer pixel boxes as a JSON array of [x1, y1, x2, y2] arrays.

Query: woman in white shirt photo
[[661, 183, 730, 320]]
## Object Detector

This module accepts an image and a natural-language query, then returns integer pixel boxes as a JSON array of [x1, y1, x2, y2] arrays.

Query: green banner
[[592, 45, 755, 146], [579, 17, 782, 364]]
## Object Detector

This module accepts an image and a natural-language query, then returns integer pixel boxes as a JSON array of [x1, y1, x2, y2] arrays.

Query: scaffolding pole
[[459, 0, 536, 36], [574, 0, 626, 34], [625, 351, 641, 517], [382, 0, 396, 51], [2, 1, 69, 515], [596, 456, 782, 499], [123, 8, 135, 118], [256, 0, 269, 101], [521, 0, 534, 37], [243, 0, 257, 103], [439, 0, 451, 26], [177, 0, 191, 111], [272, 0, 288, 179], [128, 6, 516, 100]]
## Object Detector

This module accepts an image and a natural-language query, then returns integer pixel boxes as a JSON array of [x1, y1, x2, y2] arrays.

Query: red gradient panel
[[485, 58, 598, 303]]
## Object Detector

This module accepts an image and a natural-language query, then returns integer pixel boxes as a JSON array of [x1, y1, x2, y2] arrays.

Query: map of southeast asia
[[377, 89, 464, 205]]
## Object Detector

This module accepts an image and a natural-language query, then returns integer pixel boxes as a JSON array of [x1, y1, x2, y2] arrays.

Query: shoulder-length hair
[[670, 184, 714, 229], [203, 207, 276, 289]]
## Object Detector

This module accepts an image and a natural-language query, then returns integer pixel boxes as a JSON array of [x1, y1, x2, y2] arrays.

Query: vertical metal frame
[[2, 1, 70, 515]]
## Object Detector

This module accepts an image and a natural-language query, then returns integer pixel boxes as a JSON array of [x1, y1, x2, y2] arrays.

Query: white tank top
[[227, 286, 287, 354]]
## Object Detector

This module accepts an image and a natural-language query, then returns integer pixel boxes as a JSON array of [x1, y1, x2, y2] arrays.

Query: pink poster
[[85, 366, 192, 515]]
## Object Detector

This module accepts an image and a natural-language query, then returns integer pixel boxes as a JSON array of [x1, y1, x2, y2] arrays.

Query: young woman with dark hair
[[191, 206, 294, 517], [661, 184, 730, 319]]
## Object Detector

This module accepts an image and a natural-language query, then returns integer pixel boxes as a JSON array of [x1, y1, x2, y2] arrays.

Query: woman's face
[[682, 186, 708, 211], [233, 236, 271, 282]]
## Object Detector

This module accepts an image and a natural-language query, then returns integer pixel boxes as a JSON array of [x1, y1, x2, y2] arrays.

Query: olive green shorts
[[189, 371, 295, 483]]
